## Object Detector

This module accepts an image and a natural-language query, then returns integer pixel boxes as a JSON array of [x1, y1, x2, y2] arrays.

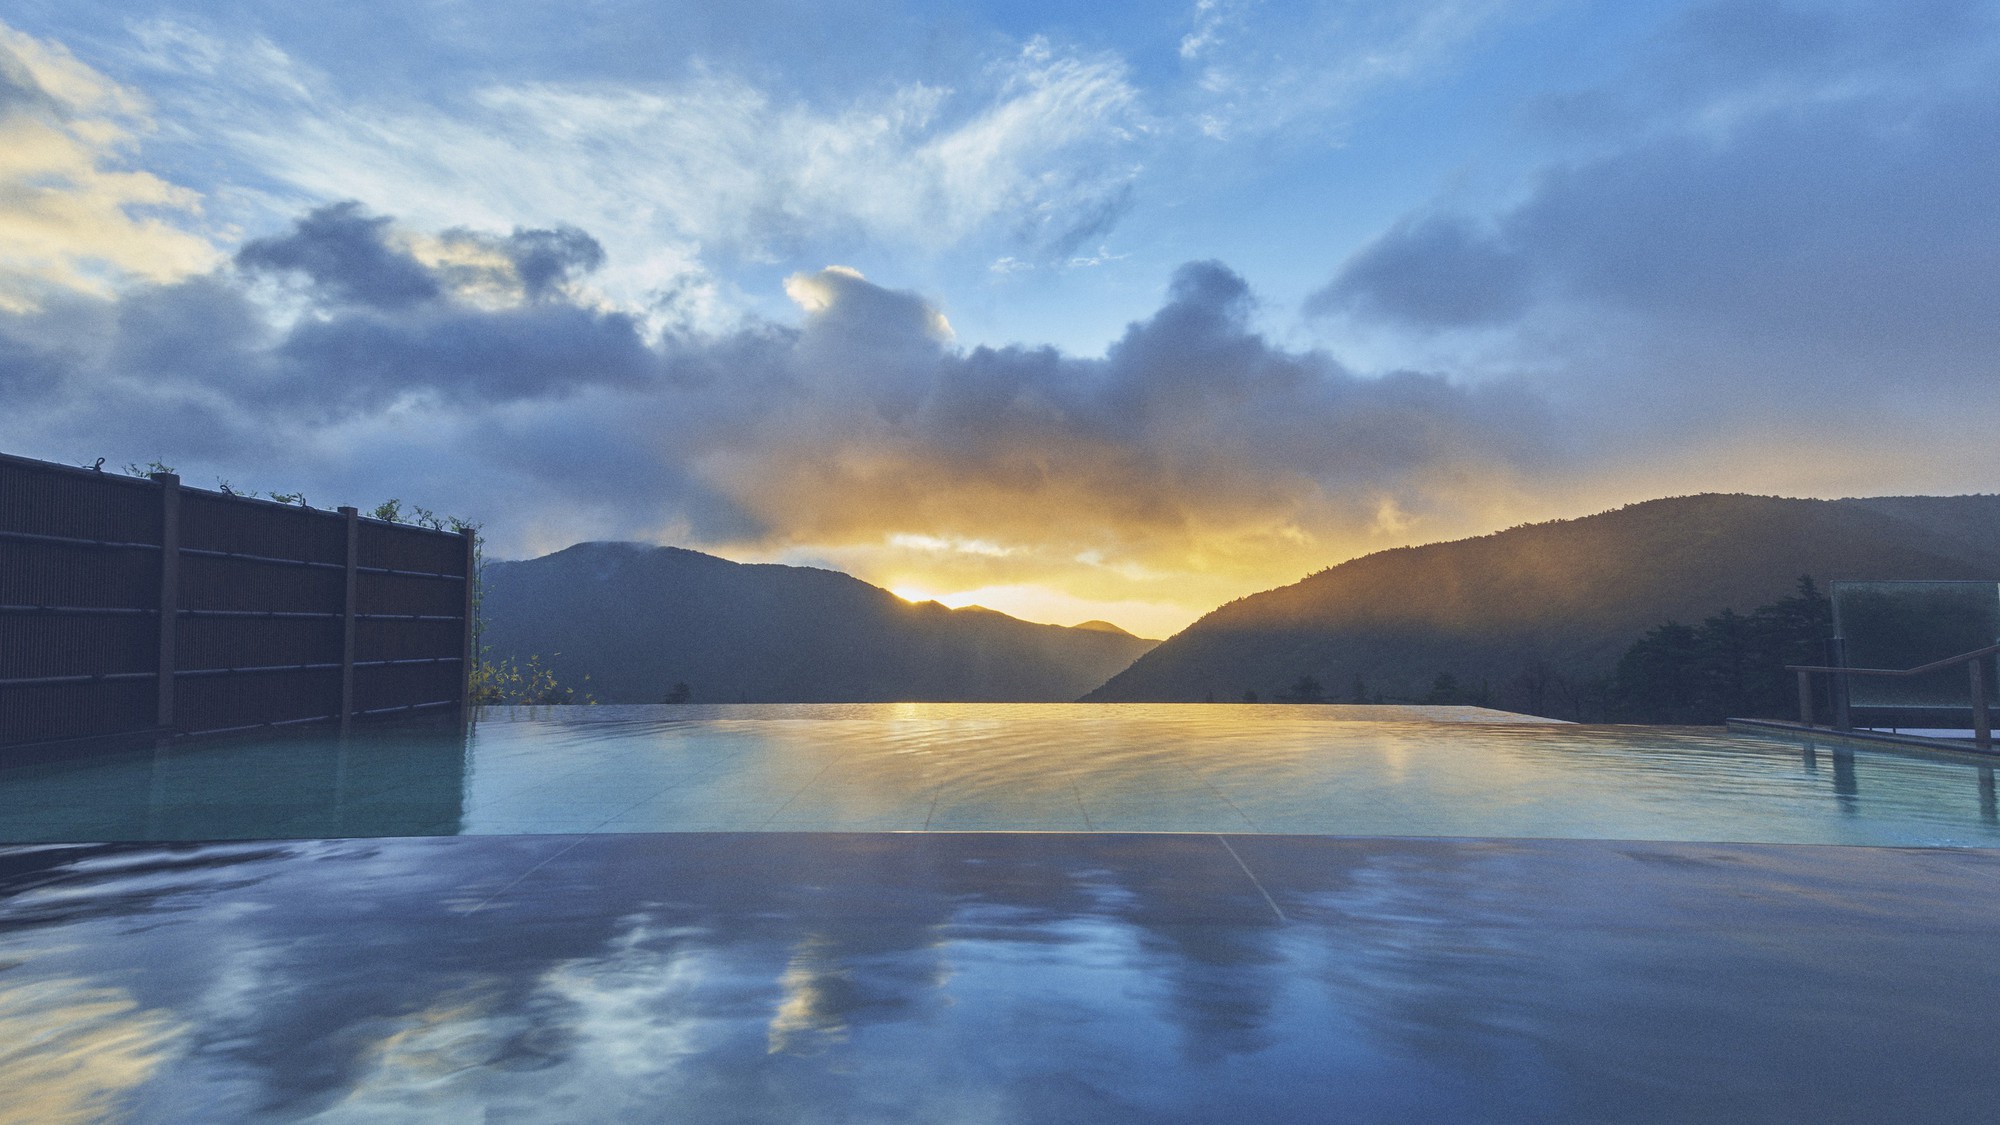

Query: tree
[[1609, 576, 1831, 724], [1508, 660, 1555, 716], [1742, 576, 1834, 717], [1280, 674, 1325, 704], [1612, 621, 1702, 722], [1696, 607, 1753, 720]]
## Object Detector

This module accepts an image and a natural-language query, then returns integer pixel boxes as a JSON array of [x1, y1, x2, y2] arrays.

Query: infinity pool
[[1, 704, 1995, 845], [5, 706, 2000, 1122]]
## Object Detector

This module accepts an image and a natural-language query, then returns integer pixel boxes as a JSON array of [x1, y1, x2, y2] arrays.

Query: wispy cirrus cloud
[[1175, 0, 1522, 140], [117, 22, 1146, 321]]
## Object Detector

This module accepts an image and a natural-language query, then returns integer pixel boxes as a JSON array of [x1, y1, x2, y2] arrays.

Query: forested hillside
[[1084, 494, 2000, 719]]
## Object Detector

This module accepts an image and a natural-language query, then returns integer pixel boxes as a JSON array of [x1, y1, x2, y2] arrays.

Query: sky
[[2, 0, 1996, 637]]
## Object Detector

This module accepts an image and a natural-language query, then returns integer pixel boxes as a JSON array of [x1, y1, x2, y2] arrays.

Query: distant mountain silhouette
[[1083, 494, 2000, 708], [1071, 620, 1138, 636], [481, 542, 1158, 703]]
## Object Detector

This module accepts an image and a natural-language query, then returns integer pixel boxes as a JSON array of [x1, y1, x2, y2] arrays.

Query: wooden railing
[[1789, 643, 2000, 749]]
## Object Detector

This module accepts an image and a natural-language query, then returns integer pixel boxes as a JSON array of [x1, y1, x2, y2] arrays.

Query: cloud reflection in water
[[1, 833, 1998, 1121]]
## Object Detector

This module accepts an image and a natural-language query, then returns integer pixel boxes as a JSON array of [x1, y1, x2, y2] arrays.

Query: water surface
[[2, 704, 1995, 845], [1, 832, 1995, 1123]]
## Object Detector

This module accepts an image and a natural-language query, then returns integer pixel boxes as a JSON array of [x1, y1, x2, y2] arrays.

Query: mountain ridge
[[1083, 492, 2000, 708], [481, 541, 1158, 703]]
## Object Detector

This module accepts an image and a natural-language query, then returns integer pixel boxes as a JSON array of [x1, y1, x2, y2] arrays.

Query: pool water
[[0, 704, 1995, 846], [5, 704, 2000, 1122]]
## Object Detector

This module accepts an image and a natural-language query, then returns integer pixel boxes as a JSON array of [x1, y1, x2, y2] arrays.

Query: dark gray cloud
[[469, 396, 771, 543], [1312, 0, 2000, 404], [269, 300, 656, 413], [0, 329, 64, 401], [1319, 93, 2000, 353], [237, 202, 442, 310], [1518, 112, 2000, 379], [434, 225, 608, 301], [0, 204, 1556, 575], [1101, 259, 1280, 422], [218, 205, 655, 414], [111, 275, 272, 390], [706, 259, 1556, 557], [501, 226, 605, 300], [1303, 217, 1529, 330]]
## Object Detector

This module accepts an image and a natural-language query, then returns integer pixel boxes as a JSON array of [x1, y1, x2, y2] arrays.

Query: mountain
[[480, 542, 1157, 703], [1083, 493, 2000, 708], [1072, 620, 1138, 636]]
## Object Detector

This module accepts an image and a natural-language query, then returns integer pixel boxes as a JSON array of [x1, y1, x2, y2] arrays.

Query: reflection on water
[[5, 705, 2000, 845], [2, 833, 1998, 1122], [0, 977, 185, 1125], [1831, 746, 1860, 812], [0, 726, 467, 842]]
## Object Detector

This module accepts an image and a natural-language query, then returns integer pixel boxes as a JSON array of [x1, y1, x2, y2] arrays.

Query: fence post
[[339, 506, 359, 735], [1972, 657, 1991, 750], [460, 525, 477, 714], [1797, 669, 1814, 728], [1826, 636, 1851, 732], [151, 472, 180, 732]]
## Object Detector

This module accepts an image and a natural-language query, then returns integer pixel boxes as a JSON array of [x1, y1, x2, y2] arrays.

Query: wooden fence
[[1, 451, 473, 752]]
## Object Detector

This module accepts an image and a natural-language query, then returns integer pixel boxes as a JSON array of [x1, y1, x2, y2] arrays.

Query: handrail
[[1786, 642, 2000, 678], [1788, 643, 1998, 749]]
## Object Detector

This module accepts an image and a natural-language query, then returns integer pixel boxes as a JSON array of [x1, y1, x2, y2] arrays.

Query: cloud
[[497, 226, 606, 301], [119, 24, 1146, 314], [1176, 0, 1519, 141], [269, 299, 658, 414], [679, 259, 1557, 612], [237, 201, 440, 310], [12, 4, 1999, 634], [0, 22, 217, 309], [3, 205, 657, 439], [0, 200, 1558, 630], [1311, 0, 2000, 410], [1305, 215, 1530, 330]]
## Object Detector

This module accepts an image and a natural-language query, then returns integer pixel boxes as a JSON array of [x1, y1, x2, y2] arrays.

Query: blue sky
[[3, 1, 1996, 634]]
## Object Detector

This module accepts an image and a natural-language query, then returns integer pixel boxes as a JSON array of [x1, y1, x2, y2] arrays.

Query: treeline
[[1256, 577, 1834, 725], [1602, 576, 1831, 723], [1494, 576, 1832, 723]]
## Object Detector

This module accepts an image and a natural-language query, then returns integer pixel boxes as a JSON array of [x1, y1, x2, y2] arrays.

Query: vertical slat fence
[[1, 451, 472, 752]]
